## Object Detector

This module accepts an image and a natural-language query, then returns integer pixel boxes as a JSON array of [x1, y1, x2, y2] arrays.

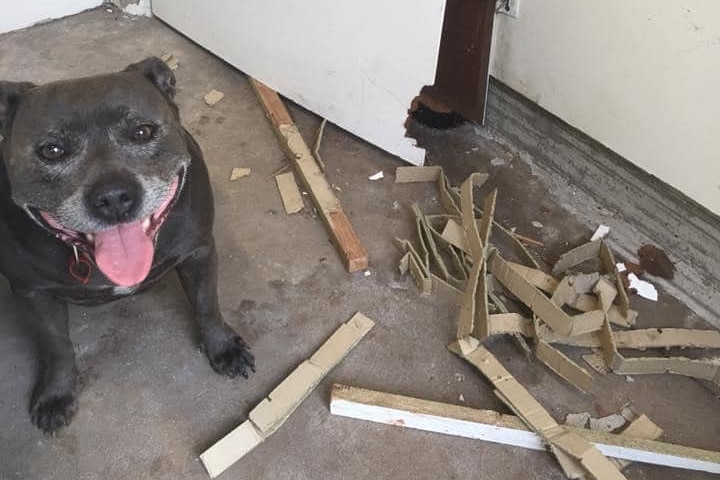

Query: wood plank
[[330, 384, 720, 474], [250, 78, 368, 272], [200, 313, 375, 477]]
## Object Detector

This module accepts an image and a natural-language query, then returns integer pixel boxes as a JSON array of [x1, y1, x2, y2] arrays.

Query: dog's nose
[[87, 182, 139, 222]]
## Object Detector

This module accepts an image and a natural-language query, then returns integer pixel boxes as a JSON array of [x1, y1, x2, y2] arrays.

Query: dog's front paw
[[30, 392, 77, 434], [206, 335, 256, 379]]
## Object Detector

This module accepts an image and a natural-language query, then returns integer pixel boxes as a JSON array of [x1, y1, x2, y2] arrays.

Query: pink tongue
[[94, 220, 154, 287]]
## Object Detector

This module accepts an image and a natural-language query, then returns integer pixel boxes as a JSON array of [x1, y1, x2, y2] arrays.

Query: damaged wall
[[0, 0, 103, 34], [152, 0, 447, 165], [491, 1, 720, 215]]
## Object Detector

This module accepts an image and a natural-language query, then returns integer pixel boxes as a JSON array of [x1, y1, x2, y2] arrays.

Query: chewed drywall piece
[[204, 89, 225, 107], [199, 313, 375, 478], [230, 167, 251, 180], [591, 225, 611, 241], [275, 172, 304, 214], [589, 414, 627, 433], [627, 273, 658, 301]]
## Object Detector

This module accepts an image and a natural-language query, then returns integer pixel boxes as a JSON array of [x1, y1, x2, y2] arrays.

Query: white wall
[[0, 0, 102, 34], [492, 1, 720, 215]]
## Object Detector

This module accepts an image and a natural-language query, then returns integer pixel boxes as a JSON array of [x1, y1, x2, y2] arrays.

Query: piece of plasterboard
[[395, 166, 443, 183], [200, 313, 375, 477], [553, 240, 602, 276], [275, 171, 304, 214], [506, 261, 559, 294], [152, 0, 447, 165], [330, 385, 720, 474], [535, 340, 594, 393]]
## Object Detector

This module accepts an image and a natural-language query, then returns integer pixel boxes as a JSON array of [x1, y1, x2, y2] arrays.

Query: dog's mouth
[[28, 168, 186, 287]]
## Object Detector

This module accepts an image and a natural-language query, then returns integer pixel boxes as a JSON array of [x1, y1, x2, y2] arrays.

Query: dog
[[0, 57, 255, 433]]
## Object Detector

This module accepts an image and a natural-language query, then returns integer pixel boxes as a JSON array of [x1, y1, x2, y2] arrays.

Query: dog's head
[[0, 57, 191, 287]]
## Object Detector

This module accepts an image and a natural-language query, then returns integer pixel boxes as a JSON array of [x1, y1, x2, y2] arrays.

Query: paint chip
[[531, 221, 544, 228], [627, 273, 658, 301], [368, 171, 384, 181]]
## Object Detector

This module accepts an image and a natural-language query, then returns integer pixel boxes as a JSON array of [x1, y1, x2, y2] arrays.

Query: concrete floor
[[0, 8, 718, 480]]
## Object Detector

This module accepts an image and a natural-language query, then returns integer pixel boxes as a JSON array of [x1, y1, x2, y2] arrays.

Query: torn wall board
[[612, 415, 664, 470], [250, 79, 368, 272], [535, 340, 594, 393], [329, 385, 720, 473], [488, 252, 596, 336], [395, 166, 443, 183], [506, 262, 559, 294], [448, 342, 627, 480], [153, 0, 446, 164], [199, 313, 375, 478], [553, 240, 602, 276]]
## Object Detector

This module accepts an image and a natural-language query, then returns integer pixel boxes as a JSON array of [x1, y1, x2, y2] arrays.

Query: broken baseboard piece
[[250, 78, 368, 272], [199, 313, 375, 478], [329, 385, 720, 474], [448, 342, 627, 480], [275, 171, 304, 214]]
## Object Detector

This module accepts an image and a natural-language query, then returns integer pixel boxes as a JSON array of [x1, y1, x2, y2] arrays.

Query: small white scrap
[[363, 271, 372, 277], [625, 376, 635, 382], [616, 262, 627, 273], [368, 171, 384, 181], [458, 394, 465, 402], [490, 157, 508, 167], [230, 168, 251, 180], [590, 224, 611, 241], [204, 89, 225, 107], [627, 273, 658, 301], [531, 221, 544, 228], [565, 412, 591, 428], [123, 0, 152, 17], [589, 414, 627, 433]]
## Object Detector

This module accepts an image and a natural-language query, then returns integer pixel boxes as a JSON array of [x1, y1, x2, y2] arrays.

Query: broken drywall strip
[[488, 252, 578, 336], [506, 262, 559, 294], [614, 357, 720, 384], [535, 340, 594, 393], [204, 89, 225, 107], [329, 385, 720, 473], [230, 167, 252, 180], [460, 174, 489, 260], [583, 353, 610, 375], [599, 242, 630, 318], [613, 328, 720, 349], [251, 79, 368, 272], [275, 171, 304, 214], [488, 313, 532, 337], [553, 240, 603, 276], [200, 313, 375, 478], [448, 342, 627, 480], [441, 218, 470, 253], [394, 166, 443, 183]]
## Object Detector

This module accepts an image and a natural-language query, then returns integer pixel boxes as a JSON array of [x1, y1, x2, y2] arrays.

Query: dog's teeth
[[86, 233, 94, 242], [142, 218, 151, 232]]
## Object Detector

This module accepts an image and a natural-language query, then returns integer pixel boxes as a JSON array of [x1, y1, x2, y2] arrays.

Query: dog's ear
[[124, 56, 176, 99], [0, 81, 35, 136]]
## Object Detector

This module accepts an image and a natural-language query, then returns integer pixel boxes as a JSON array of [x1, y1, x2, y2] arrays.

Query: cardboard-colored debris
[[589, 414, 627, 433], [535, 340, 594, 393], [449, 342, 627, 480], [200, 313, 374, 478], [612, 414, 663, 470], [330, 384, 720, 474], [160, 52, 179, 70], [394, 165, 443, 183], [552, 240, 602, 276], [583, 352, 610, 374], [275, 171, 304, 214], [507, 261, 559, 294], [229, 167, 251, 181], [566, 412, 592, 428], [441, 217, 470, 253], [638, 244, 675, 279], [204, 89, 225, 107]]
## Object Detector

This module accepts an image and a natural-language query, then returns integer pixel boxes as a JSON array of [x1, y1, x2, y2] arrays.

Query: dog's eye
[[39, 143, 65, 160], [131, 124, 156, 142]]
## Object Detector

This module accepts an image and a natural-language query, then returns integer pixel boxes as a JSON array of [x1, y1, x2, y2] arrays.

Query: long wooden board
[[251, 78, 368, 272]]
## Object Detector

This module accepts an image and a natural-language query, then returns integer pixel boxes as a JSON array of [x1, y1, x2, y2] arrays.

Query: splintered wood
[[251, 78, 368, 272], [200, 313, 374, 478]]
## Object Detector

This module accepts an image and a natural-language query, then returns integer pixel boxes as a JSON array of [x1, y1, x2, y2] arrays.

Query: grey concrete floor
[[0, 8, 718, 480]]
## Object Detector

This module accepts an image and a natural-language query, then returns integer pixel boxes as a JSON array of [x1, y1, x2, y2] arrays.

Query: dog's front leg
[[176, 241, 255, 378], [14, 288, 78, 433]]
